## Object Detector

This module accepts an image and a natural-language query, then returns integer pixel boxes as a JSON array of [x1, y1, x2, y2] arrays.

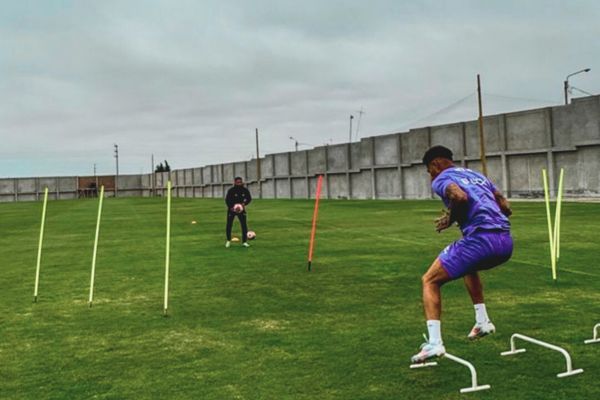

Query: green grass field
[[0, 197, 599, 399]]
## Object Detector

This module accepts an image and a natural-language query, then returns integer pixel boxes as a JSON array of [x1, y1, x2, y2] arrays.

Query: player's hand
[[435, 209, 451, 233]]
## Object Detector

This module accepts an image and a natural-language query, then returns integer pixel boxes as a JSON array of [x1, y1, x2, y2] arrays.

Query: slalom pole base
[[307, 261, 312, 272], [33, 296, 38, 303], [584, 324, 600, 344], [163, 309, 169, 317], [88, 302, 93, 308], [409, 361, 438, 369], [460, 385, 491, 394], [557, 369, 584, 378], [500, 348, 527, 356]]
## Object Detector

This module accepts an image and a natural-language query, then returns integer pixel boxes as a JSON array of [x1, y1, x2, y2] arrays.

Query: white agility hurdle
[[410, 353, 491, 393], [501, 333, 583, 378], [584, 324, 600, 344]]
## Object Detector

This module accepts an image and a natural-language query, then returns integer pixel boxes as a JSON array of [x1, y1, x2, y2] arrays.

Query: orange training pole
[[308, 175, 324, 271]]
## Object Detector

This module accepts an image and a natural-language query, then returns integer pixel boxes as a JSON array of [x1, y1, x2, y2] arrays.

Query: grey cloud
[[1, 0, 599, 177]]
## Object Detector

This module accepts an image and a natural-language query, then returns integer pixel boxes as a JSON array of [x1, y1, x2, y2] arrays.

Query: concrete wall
[[3, 96, 600, 202]]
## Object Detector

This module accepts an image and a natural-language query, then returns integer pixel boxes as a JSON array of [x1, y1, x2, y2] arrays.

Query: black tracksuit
[[225, 185, 252, 242]]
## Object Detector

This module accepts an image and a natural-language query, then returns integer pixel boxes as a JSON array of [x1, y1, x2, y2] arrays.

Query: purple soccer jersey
[[432, 167, 513, 278], [431, 167, 510, 237]]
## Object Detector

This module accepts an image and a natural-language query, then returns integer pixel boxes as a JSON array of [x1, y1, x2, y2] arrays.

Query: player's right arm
[[445, 183, 469, 225], [225, 188, 235, 209], [435, 183, 469, 232], [494, 190, 512, 217]]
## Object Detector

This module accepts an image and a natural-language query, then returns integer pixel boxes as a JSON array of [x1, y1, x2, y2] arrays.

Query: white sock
[[474, 303, 489, 325], [426, 320, 442, 344]]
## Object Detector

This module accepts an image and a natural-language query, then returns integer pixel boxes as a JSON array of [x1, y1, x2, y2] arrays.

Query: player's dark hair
[[234, 176, 243, 181], [422, 146, 453, 166]]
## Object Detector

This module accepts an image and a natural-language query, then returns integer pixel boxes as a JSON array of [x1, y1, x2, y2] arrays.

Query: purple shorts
[[438, 230, 513, 279]]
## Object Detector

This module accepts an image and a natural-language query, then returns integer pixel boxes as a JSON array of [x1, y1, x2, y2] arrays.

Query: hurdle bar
[[584, 323, 600, 344], [500, 333, 583, 378], [410, 353, 491, 393]]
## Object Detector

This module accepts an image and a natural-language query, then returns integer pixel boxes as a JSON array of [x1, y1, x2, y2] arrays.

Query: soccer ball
[[247, 231, 256, 240], [233, 203, 244, 213]]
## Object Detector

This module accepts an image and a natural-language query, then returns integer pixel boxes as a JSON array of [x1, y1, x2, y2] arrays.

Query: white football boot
[[411, 335, 446, 364], [467, 321, 496, 340], [225, 241, 231, 248], [243, 242, 250, 248]]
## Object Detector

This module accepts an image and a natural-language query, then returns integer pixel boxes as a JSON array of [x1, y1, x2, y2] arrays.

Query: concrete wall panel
[[274, 154, 289, 176], [350, 170, 372, 199], [374, 134, 398, 165], [328, 174, 349, 199], [327, 144, 347, 172], [507, 154, 547, 196], [291, 151, 308, 175], [351, 140, 372, 169], [234, 162, 246, 180], [17, 179, 36, 193], [223, 163, 234, 182], [505, 110, 547, 151], [261, 156, 274, 178], [431, 124, 464, 158], [402, 128, 429, 164], [0, 179, 15, 194], [246, 160, 258, 181], [375, 168, 401, 199], [465, 117, 504, 157], [291, 178, 308, 198], [262, 180, 275, 198], [275, 178, 290, 198], [308, 147, 327, 175], [403, 166, 431, 199]]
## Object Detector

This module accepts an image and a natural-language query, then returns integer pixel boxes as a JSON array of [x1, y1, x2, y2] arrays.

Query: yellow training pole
[[88, 185, 105, 307], [33, 187, 49, 303], [542, 169, 556, 281], [554, 169, 564, 260], [163, 181, 172, 316]]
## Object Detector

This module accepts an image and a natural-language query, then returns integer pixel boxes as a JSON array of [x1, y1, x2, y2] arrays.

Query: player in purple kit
[[411, 146, 513, 364]]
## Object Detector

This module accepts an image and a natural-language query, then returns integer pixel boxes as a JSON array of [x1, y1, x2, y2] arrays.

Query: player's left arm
[[244, 188, 252, 206], [436, 183, 468, 232], [494, 190, 512, 217]]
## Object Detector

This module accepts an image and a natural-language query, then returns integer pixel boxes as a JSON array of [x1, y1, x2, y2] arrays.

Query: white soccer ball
[[233, 203, 244, 213], [247, 231, 256, 240]]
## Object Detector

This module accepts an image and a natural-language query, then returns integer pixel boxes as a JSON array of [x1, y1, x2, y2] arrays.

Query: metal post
[[349, 115, 354, 143], [94, 164, 98, 194], [477, 74, 488, 176], [114, 144, 119, 197], [256, 128, 262, 199], [151, 154, 155, 197]]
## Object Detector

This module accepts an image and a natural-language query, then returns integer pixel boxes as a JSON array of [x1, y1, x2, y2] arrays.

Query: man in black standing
[[225, 177, 252, 248]]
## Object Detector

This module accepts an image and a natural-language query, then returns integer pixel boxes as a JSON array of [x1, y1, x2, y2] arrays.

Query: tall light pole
[[564, 68, 591, 104], [94, 163, 98, 191], [255, 128, 262, 199], [114, 144, 119, 197], [349, 115, 354, 143], [355, 107, 365, 141], [151, 153, 155, 197], [477, 74, 488, 177], [289, 136, 299, 152]]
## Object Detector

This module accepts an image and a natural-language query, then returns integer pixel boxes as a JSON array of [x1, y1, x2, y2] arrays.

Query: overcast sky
[[1, 0, 598, 177]]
